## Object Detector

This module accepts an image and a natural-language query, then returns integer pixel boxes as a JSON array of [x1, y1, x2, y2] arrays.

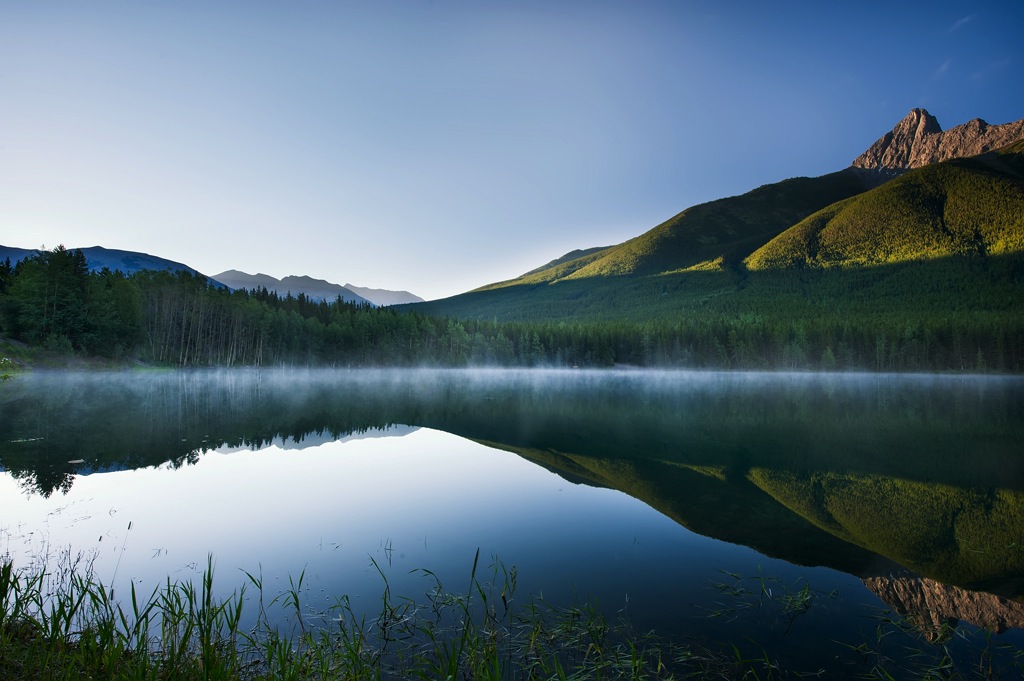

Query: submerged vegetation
[[2, 551, 1022, 680]]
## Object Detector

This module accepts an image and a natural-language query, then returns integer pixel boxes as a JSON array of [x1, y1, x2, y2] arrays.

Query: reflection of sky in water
[[0, 425, 861, 637], [5, 408, 1023, 671]]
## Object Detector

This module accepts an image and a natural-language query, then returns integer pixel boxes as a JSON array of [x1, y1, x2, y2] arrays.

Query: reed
[[2, 553, 1022, 680], [0, 549, 676, 680], [0, 356, 16, 381]]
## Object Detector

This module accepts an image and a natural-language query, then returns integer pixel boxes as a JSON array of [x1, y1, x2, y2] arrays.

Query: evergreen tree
[[4, 246, 91, 351]]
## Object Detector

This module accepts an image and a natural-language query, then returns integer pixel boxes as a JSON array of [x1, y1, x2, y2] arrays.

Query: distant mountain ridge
[[0, 245, 227, 287], [0, 246, 422, 306], [212, 270, 423, 306], [342, 283, 424, 306], [212, 270, 369, 305]]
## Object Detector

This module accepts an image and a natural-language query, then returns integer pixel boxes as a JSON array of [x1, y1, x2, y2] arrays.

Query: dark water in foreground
[[1, 369, 1022, 675]]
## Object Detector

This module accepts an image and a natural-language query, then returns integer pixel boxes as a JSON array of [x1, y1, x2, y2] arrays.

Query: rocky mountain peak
[[901, 107, 942, 136], [852, 108, 1024, 172]]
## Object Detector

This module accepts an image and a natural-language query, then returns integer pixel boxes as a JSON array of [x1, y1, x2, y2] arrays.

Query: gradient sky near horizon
[[2, 1, 1023, 300]]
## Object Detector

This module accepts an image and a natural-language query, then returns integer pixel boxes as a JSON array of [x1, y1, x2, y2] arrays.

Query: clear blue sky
[[2, 1, 1022, 300]]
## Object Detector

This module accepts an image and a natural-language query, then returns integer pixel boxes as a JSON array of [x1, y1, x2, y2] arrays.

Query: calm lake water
[[2, 368, 1023, 675]]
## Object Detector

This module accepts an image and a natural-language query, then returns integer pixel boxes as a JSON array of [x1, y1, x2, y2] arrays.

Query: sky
[[2, 1, 1023, 301]]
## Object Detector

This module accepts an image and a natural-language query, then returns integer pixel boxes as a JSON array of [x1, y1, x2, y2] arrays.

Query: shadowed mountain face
[[0, 245, 225, 286], [3, 369, 1022, 606]]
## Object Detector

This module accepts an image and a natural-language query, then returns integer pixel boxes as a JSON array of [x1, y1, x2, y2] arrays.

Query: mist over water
[[1, 368, 1022, 673]]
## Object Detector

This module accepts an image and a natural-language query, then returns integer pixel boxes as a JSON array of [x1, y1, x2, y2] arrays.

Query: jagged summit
[[853, 108, 1024, 171]]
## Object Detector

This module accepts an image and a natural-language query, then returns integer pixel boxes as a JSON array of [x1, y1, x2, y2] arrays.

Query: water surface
[[2, 369, 1022, 674]]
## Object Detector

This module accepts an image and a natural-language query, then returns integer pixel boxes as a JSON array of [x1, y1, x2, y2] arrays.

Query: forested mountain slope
[[476, 170, 869, 291], [472, 109, 1024, 294], [747, 140, 1024, 270], [413, 112, 1024, 325]]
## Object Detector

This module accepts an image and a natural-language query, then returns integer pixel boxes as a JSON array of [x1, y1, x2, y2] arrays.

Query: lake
[[2, 368, 1022, 676]]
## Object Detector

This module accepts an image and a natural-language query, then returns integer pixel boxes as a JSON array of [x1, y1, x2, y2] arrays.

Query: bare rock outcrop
[[852, 108, 1024, 172], [864, 573, 1024, 641]]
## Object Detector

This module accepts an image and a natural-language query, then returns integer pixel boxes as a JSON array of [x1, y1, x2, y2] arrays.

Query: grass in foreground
[[2, 551, 1023, 680], [1, 551, 688, 681]]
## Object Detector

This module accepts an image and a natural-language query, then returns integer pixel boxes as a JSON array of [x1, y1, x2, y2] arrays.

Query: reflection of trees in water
[[1, 370, 1023, 598], [8, 466, 74, 498], [0, 370, 409, 496]]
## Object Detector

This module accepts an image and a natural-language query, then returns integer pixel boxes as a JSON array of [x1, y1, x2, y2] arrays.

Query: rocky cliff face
[[852, 108, 1024, 171], [864, 573, 1024, 641]]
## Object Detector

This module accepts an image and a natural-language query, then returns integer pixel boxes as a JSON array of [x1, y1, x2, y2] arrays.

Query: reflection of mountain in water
[[2, 369, 1022, 614], [477, 441, 1024, 601], [747, 470, 1024, 596], [482, 441, 900, 582], [865, 573, 1024, 641], [272, 424, 421, 451]]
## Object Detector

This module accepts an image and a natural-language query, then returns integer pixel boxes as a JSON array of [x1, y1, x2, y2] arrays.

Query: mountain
[[410, 109, 1024, 322], [473, 169, 870, 290], [211, 271, 422, 307], [0, 246, 38, 265], [0, 245, 226, 287], [852, 108, 1024, 173], [746, 139, 1024, 270], [519, 246, 614, 276], [0, 245, 420, 307], [209, 270, 282, 291], [493, 109, 1024, 286], [342, 283, 424, 306], [212, 270, 370, 305]]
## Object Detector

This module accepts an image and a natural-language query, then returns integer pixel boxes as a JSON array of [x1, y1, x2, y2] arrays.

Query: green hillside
[[517, 246, 614, 277], [746, 141, 1024, 270], [477, 168, 869, 292], [405, 142, 1024, 371], [414, 143, 1024, 326]]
